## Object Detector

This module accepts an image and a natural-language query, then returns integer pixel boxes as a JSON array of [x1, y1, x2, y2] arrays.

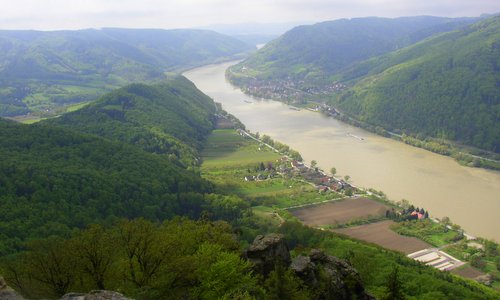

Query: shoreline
[[226, 70, 500, 171]]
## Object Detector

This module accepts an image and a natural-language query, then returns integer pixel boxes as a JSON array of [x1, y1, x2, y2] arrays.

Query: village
[[232, 65, 346, 104]]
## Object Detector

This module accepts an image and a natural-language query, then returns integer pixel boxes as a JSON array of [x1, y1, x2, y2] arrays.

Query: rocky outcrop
[[245, 233, 291, 275], [246, 234, 374, 300], [306, 249, 374, 300], [61, 290, 132, 300], [0, 276, 24, 300]]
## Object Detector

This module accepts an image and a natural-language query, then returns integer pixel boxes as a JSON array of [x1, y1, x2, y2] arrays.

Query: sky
[[0, 0, 499, 31]]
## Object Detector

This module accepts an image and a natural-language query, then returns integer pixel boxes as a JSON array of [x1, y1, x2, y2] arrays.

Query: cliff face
[[245, 234, 374, 300]]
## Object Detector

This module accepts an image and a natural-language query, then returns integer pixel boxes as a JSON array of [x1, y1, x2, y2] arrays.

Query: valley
[[185, 61, 500, 244], [1, 7, 499, 299]]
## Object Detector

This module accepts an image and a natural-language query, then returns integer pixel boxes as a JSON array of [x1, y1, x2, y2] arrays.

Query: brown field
[[291, 197, 388, 226], [334, 220, 430, 254], [451, 265, 484, 279]]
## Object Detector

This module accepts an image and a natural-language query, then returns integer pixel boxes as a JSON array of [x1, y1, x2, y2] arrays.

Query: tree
[[310, 160, 317, 168], [344, 175, 350, 182], [264, 263, 309, 300], [383, 266, 405, 300], [192, 244, 263, 299], [330, 167, 337, 176], [23, 237, 78, 298], [118, 219, 169, 288], [70, 224, 115, 290], [400, 199, 410, 209]]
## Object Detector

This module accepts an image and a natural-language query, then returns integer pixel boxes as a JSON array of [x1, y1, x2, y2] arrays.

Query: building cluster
[[236, 69, 347, 104], [242, 157, 354, 194]]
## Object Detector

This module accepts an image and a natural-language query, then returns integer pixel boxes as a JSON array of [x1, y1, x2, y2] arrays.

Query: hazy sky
[[1, 0, 499, 30]]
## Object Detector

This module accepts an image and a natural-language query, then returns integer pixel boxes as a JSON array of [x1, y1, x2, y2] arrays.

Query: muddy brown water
[[184, 62, 500, 242]]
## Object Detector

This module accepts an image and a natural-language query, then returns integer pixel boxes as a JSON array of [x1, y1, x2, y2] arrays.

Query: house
[[319, 177, 331, 184], [316, 185, 329, 192], [244, 176, 255, 182], [256, 173, 267, 181], [410, 211, 425, 220], [291, 160, 305, 169]]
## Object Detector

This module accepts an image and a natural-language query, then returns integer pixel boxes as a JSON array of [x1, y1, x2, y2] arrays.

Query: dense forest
[[0, 118, 215, 256], [334, 16, 500, 152], [0, 28, 252, 116], [48, 77, 217, 166], [229, 16, 476, 83]]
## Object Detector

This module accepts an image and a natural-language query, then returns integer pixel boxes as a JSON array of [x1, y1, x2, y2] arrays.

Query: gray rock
[[61, 290, 131, 300], [0, 276, 24, 300], [245, 234, 291, 276], [291, 255, 317, 285], [306, 249, 374, 300]]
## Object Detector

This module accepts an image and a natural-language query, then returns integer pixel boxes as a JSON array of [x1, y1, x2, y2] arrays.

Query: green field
[[201, 129, 341, 208], [390, 219, 463, 247]]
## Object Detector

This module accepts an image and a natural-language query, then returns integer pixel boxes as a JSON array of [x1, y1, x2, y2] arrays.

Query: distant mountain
[[49, 76, 216, 166], [0, 79, 217, 256], [228, 15, 500, 153], [0, 28, 252, 116], [335, 16, 500, 152], [229, 16, 478, 82]]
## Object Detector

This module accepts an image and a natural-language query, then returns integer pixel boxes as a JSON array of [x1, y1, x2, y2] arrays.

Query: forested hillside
[[0, 118, 213, 256], [229, 16, 475, 83], [334, 16, 500, 152], [48, 77, 216, 166], [228, 15, 499, 153], [0, 28, 252, 116]]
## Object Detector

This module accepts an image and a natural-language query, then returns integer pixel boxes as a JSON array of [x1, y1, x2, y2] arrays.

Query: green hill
[[228, 15, 499, 154], [229, 16, 476, 84], [0, 79, 219, 256], [0, 28, 252, 116], [335, 16, 500, 152], [48, 76, 216, 166], [0, 119, 212, 256]]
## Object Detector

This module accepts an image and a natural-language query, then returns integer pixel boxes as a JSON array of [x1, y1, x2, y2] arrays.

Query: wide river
[[184, 61, 500, 242]]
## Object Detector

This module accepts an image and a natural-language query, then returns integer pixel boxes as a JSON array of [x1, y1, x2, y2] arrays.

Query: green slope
[[0, 119, 212, 256], [48, 76, 217, 166], [335, 16, 500, 152], [0, 79, 220, 255], [0, 28, 252, 116], [229, 16, 476, 83]]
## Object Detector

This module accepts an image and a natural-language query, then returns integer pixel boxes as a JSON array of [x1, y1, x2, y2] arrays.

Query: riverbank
[[202, 125, 500, 290], [185, 61, 500, 245], [226, 69, 500, 171]]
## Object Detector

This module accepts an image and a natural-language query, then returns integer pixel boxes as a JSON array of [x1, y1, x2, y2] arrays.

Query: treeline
[[6, 217, 498, 300], [257, 133, 302, 161], [1, 218, 258, 299]]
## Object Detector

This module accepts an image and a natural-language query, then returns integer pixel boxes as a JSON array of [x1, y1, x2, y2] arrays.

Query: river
[[184, 61, 500, 242]]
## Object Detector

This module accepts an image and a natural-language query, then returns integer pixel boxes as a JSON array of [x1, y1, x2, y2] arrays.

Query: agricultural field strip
[[290, 197, 389, 226]]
